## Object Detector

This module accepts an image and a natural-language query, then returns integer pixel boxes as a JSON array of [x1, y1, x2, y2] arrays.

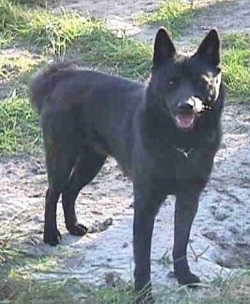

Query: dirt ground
[[1, 0, 250, 300]]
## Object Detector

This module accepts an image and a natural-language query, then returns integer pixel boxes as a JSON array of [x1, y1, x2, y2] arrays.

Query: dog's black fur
[[29, 28, 225, 301]]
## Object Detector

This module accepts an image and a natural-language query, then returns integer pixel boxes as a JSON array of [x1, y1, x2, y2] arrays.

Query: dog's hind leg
[[62, 150, 107, 235], [43, 136, 79, 246], [44, 188, 61, 246]]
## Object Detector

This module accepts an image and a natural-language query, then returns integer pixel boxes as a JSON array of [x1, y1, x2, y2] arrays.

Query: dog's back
[[30, 62, 145, 174]]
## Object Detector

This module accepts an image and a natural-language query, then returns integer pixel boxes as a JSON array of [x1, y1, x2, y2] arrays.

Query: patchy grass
[[0, 54, 43, 81], [222, 33, 250, 102], [139, 0, 197, 37], [210, 271, 250, 304], [72, 28, 151, 80], [0, 275, 133, 304], [12, 0, 56, 7], [0, 0, 101, 55], [0, 96, 41, 154], [0, 277, 81, 303], [1, 268, 250, 304]]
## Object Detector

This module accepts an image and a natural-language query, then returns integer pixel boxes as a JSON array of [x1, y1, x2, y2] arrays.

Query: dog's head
[[150, 27, 222, 131]]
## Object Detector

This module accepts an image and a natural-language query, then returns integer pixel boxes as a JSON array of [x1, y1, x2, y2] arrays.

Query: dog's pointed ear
[[196, 29, 220, 66], [153, 28, 176, 65]]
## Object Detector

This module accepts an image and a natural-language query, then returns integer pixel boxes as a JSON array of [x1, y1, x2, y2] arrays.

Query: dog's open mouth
[[176, 113, 195, 130]]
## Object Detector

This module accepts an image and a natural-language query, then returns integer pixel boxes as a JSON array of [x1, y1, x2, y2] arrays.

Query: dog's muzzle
[[175, 97, 212, 130]]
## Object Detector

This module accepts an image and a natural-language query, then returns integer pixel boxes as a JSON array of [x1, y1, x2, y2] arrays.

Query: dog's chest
[[173, 147, 214, 181]]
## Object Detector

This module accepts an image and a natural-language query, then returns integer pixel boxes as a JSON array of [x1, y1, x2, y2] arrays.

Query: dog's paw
[[67, 223, 88, 236], [175, 272, 201, 287], [44, 229, 61, 246]]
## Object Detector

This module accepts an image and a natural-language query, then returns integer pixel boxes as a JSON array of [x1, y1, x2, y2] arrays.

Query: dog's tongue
[[176, 113, 195, 129]]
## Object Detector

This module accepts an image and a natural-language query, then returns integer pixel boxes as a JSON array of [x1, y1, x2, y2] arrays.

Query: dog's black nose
[[178, 99, 194, 112]]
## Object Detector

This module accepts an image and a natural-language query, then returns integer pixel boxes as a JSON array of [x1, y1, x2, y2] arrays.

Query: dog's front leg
[[133, 189, 161, 303], [173, 191, 201, 285]]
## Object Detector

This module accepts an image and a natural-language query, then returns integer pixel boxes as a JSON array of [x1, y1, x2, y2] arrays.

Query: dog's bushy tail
[[29, 61, 76, 113]]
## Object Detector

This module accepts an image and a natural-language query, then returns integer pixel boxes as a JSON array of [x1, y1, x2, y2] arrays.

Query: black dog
[[29, 28, 225, 301]]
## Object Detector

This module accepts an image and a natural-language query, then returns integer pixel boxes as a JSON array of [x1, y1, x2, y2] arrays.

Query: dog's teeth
[[202, 104, 212, 111]]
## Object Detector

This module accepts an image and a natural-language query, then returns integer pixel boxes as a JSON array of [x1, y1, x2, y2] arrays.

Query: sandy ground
[[0, 0, 250, 301]]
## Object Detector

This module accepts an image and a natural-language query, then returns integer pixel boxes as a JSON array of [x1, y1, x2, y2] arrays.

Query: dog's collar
[[174, 146, 194, 158]]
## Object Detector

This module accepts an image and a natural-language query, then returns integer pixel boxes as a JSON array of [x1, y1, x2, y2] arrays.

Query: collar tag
[[175, 147, 193, 158]]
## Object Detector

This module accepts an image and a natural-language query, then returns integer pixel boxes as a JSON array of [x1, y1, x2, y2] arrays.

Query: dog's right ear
[[153, 28, 176, 65]]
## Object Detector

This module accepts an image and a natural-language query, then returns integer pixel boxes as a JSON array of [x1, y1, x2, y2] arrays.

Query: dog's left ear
[[196, 29, 220, 66]]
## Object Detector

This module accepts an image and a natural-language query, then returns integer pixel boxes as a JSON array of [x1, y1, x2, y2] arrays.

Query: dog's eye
[[196, 79, 209, 89], [167, 79, 177, 86]]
